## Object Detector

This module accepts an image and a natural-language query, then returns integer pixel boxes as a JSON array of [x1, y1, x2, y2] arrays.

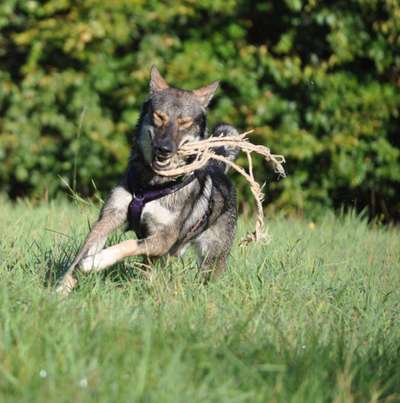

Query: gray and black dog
[[56, 66, 240, 296]]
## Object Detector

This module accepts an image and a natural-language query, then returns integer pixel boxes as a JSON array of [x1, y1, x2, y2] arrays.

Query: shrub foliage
[[0, 0, 399, 218]]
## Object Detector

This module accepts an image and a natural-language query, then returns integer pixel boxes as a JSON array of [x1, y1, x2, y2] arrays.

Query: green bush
[[1, 0, 399, 219]]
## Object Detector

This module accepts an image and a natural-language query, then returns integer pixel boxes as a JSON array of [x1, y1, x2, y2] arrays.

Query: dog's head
[[137, 65, 219, 172]]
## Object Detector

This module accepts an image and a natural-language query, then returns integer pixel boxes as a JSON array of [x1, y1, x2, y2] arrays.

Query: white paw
[[81, 256, 98, 272], [81, 251, 115, 272]]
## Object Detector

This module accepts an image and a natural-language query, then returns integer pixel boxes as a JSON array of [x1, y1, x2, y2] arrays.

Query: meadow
[[0, 199, 399, 402]]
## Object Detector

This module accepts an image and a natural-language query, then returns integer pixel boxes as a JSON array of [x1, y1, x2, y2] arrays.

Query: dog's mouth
[[152, 153, 173, 171]]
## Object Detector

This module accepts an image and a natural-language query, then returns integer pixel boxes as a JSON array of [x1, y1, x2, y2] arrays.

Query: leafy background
[[0, 0, 399, 219]]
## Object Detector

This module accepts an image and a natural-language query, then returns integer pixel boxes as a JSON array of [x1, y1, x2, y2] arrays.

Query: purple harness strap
[[127, 172, 195, 235]]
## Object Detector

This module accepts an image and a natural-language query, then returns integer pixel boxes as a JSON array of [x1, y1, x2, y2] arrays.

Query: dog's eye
[[153, 111, 168, 127], [178, 117, 193, 130]]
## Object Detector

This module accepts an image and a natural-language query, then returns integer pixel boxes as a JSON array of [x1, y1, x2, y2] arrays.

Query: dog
[[56, 66, 240, 296]]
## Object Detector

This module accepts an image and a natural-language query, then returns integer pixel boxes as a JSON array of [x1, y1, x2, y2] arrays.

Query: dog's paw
[[55, 274, 77, 297], [81, 251, 114, 272]]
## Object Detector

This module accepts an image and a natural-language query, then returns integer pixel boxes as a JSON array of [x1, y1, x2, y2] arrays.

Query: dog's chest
[[141, 199, 176, 230]]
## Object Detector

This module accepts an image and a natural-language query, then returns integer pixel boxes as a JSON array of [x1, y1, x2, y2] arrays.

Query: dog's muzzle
[[152, 138, 177, 171]]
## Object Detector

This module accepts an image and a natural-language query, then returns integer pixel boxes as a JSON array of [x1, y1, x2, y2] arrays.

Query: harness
[[127, 170, 196, 235]]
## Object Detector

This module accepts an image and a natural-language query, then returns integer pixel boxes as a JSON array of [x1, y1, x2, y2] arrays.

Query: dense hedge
[[1, 0, 399, 219]]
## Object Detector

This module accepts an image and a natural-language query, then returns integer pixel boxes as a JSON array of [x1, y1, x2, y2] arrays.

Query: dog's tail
[[210, 124, 240, 173]]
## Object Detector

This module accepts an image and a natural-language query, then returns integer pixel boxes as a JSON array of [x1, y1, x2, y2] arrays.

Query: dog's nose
[[155, 141, 175, 157], [157, 144, 173, 155]]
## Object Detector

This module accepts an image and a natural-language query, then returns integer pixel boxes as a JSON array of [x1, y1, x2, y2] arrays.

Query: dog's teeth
[[155, 158, 170, 168]]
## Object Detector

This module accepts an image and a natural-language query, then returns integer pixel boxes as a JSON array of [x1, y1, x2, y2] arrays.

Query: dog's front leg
[[56, 184, 132, 296], [81, 231, 177, 273]]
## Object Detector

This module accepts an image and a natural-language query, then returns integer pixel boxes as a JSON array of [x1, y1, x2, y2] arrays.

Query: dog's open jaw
[[152, 154, 172, 171], [151, 137, 197, 174], [152, 138, 192, 172], [152, 153, 187, 175], [139, 121, 199, 175]]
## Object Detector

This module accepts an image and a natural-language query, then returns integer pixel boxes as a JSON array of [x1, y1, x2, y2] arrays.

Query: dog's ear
[[150, 65, 169, 94], [193, 81, 219, 107]]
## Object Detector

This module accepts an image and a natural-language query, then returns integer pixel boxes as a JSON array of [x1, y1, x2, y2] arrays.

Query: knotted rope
[[153, 130, 286, 245]]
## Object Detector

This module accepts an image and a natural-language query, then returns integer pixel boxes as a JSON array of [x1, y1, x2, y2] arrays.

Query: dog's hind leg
[[193, 213, 236, 282], [199, 252, 228, 282], [56, 185, 132, 296]]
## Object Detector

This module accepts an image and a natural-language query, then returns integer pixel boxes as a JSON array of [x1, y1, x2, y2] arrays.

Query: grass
[[0, 198, 399, 403]]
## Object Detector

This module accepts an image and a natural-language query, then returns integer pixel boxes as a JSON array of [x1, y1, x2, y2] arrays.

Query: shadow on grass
[[31, 236, 79, 288], [32, 231, 196, 290]]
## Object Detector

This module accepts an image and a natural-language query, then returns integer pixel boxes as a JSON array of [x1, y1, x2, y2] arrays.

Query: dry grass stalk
[[153, 130, 286, 244]]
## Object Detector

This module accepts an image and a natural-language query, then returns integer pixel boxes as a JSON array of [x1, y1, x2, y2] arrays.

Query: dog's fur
[[56, 66, 240, 295]]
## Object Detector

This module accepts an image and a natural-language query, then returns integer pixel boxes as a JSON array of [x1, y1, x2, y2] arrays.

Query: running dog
[[56, 66, 240, 295]]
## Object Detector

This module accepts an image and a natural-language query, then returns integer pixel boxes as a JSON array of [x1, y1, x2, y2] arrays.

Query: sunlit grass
[[0, 199, 399, 402]]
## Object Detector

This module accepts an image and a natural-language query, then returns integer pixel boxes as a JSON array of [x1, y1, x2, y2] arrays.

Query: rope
[[153, 130, 286, 245]]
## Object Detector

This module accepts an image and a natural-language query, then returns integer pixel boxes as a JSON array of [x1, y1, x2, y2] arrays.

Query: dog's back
[[209, 123, 241, 173]]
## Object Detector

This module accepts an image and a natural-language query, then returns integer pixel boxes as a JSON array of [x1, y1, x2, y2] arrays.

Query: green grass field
[[0, 199, 399, 403]]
